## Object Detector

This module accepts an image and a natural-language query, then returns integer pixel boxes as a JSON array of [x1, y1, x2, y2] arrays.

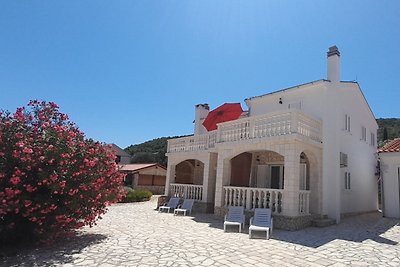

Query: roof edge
[[245, 79, 328, 102]]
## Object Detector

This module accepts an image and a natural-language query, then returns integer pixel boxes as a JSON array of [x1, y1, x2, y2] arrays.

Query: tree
[[0, 101, 125, 244], [383, 127, 388, 141]]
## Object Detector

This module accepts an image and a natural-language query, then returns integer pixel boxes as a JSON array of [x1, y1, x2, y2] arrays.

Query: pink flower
[[68, 131, 75, 138], [50, 174, 58, 181], [23, 147, 33, 154], [25, 185, 35, 192], [24, 200, 32, 207], [15, 132, 23, 139], [10, 176, 21, 185], [16, 141, 24, 148]]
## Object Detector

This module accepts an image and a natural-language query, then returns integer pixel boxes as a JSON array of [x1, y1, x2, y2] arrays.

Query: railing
[[299, 190, 310, 215], [167, 110, 322, 153], [167, 131, 217, 153], [170, 183, 203, 201], [224, 186, 284, 214], [224, 186, 311, 215]]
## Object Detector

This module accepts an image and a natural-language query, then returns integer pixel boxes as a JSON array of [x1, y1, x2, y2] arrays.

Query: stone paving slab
[[1, 196, 400, 266]]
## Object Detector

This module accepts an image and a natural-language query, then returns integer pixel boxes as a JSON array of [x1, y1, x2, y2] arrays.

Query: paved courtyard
[[1, 196, 400, 267]]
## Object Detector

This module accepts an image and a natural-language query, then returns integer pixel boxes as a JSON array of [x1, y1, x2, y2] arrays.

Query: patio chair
[[249, 208, 273, 239], [223, 206, 245, 233], [158, 197, 180, 213], [174, 199, 195, 216]]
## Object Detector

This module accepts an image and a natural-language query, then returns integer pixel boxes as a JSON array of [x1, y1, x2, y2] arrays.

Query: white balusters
[[299, 190, 310, 214], [170, 183, 203, 201]]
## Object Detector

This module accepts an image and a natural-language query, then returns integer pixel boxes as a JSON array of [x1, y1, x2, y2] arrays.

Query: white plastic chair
[[174, 199, 194, 216], [223, 206, 245, 233], [249, 208, 273, 239], [158, 197, 180, 213]]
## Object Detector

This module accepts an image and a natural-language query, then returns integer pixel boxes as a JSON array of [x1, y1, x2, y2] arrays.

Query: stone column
[[282, 148, 301, 216], [133, 173, 139, 188], [214, 152, 231, 214], [165, 162, 176, 196], [202, 153, 217, 204]]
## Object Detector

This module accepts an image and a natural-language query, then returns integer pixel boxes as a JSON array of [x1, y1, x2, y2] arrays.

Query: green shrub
[[123, 186, 134, 193], [122, 189, 152, 203]]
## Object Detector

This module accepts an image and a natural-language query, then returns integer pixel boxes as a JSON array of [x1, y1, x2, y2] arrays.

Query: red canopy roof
[[202, 103, 243, 131]]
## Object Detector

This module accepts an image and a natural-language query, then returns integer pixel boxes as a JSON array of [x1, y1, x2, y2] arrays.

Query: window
[[340, 152, 348, 168], [361, 126, 367, 142], [344, 172, 351, 190], [288, 102, 302, 110], [344, 114, 351, 132], [370, 132, 375, 146]]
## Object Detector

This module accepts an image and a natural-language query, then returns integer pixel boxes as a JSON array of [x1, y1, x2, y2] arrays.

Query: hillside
[[124, 136, 188, 167], [377, 118, 400, 146], [124, 119, 400, 166]]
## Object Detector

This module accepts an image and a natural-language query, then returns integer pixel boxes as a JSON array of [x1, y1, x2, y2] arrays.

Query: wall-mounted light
[[279, 98, 283, 104]]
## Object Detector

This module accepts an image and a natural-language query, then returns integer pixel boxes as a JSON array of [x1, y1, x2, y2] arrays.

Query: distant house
[[165, 46, 378, 230], [120, 163, 167, 194], [378, 139, 400, 219], [111, 144, 131, 164]]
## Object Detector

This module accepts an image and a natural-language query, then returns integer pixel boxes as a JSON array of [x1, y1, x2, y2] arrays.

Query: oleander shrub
[[0, 100, 126, 245], [122, 189, 152, 203]]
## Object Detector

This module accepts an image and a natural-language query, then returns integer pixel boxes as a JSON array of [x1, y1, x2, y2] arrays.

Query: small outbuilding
[[378, 139, 400, 219], [110, 144, 132, 164], [120, 163, 167, 194]]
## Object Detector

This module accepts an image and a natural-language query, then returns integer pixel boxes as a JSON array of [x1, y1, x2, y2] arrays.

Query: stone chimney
[[327, 45, 340, 83], [194, 104, 209, 135]]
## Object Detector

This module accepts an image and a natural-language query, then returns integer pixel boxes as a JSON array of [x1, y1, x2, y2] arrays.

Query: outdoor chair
[[223, 206, 245, 233], [158, 197, 180, 213], [174, 199, 194, 216], [249, 208, 273, 239]]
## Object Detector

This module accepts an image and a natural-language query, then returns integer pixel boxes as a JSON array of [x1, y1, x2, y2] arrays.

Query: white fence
[[224, 186, 311, 215], [170, 183, 203, 201]]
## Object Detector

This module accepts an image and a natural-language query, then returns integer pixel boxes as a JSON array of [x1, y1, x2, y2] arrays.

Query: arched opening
[[175, 159, 204, 185], [300, 150, 321, 214], [229, 150, 285, 189], [300, 152, 310, 191]]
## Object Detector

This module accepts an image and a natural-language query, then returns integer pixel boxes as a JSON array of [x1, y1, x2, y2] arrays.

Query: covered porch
[[214, 144, 322, 222], [165, 153, 218, 212]]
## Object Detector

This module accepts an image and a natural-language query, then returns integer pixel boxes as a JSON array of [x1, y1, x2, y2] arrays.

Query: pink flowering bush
[[0, 101, 125, 244]]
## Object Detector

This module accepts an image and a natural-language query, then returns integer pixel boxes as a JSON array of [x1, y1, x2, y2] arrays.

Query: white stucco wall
[[380, 152, 400, 219], [337, 83, 378, 215], [246, 80, 378, 221]]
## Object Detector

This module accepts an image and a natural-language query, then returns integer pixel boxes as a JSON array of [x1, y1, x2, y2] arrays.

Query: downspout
[[379, 158, 385, 217]]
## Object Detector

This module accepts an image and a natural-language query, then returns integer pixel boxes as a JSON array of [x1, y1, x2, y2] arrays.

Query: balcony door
[[270, 165, 284, 189], [256, 164, 284, 189]]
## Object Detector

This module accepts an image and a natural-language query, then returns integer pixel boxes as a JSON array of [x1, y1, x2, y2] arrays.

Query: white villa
[[165, 46, 378, 230]]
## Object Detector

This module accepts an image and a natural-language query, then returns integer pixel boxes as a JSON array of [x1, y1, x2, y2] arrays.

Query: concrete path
[[1, 197, 400, 266]]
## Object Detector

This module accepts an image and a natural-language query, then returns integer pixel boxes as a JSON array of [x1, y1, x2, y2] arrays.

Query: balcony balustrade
[[167, 110, 322, 153]]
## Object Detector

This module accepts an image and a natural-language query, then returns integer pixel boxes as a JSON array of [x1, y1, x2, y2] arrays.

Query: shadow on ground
[[190, 211, 400, 248], [0, 233, 107, 267]]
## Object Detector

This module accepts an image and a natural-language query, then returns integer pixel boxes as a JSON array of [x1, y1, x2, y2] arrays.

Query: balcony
[[167, 110, 322, 153]]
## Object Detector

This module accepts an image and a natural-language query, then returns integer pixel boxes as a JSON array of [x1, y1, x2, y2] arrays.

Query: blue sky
[[1, 1, 399, 148]]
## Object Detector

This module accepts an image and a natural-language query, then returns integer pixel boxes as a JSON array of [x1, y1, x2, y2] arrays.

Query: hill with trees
[[377, 118, 400, 146], [124, 136, 188, 167], [124, 118, 400, 166]]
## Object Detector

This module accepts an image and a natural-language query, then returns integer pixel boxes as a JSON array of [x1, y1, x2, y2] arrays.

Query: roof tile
[[378, 138, 400, 153]]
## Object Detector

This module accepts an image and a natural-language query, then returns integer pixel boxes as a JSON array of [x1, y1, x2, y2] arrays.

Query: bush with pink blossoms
[[0, 101, 126, 244]]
